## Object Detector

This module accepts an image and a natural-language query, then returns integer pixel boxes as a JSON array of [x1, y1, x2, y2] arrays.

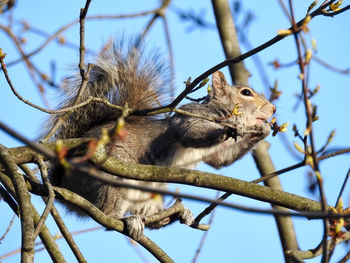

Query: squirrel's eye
[[241, 88, 253, 97]]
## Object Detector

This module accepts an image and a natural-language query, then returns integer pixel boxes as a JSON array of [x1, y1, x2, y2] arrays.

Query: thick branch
[[0, 170, 173, 263], [48, 187, 175, 262], [91, 151, 323, 213], [0, 135, 337, 216], [0, 132, 346, 219], [0, 171, 65, 262]]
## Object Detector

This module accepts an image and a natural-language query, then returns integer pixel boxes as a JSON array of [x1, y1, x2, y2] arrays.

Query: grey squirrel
[[43, 39, 276, 240]]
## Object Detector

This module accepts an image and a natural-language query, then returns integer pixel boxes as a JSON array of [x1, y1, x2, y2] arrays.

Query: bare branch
[[5, 9, 160, 68], [192, 191, 219, 263], [0, 170, 66, 262], [134, 1, 344, 115], [0, 185, 18, 215], [0, 214, 16, 243], [0, 121, 348, 220], [0, 148, 34, 262], [287, 1, 329, 261], [33, 158, 55, 238], [49, 206, 87, 263], [286, 232, 350, 260]]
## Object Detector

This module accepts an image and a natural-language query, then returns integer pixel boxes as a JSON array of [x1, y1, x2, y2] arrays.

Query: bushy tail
[[43, 37, 173, 140]]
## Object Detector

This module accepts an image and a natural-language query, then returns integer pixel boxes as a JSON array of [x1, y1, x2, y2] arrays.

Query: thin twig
[[0, 54, 55, 114], [338, 249, 350, 263], [43, 0, 92, 142], [194, 147, 350, 223], [134, 1, 343, 116], [313, 56, 350, 75], [286, 231, 350, 260], [14, 18, 96, 54], [322, 4, 350, 16], [33, 158, 55, 238], [0, 25, 50, 106], [0, 185, 18, 215], [49, 206, 87, 263], [78, 0, 92, 78], [192, 191, 219, 263], [5, 9, 160, 68], [41, 64, 93, 141], [277, 0, 292, 22], [161, 14, 175, 97], [287, 1, 330, 261], [335, 168, 350, 208], [0, 213, 16, 243], [0, 225, 100, 261]]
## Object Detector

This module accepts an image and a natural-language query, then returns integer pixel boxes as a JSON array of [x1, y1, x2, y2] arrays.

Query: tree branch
[[0, 171, 65, 262], [0, 148, 34, 262]]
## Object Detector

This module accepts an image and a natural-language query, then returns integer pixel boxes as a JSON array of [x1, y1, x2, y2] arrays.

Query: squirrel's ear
[[212, 71, 228, 98]]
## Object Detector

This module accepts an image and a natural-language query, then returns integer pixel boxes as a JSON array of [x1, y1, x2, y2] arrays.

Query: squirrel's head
[[211, 71, 276, 127]]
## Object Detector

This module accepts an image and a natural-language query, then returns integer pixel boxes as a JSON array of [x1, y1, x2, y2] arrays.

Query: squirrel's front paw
[[257, 123, 271, 137], [124, 215, 144, 241], [249, 122, 270, 135], [224, 123, 245, 141], [180, 207, 194, 226], [247, 123, 271, 143]]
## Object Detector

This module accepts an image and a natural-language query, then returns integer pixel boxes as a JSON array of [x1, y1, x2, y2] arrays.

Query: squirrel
[[43, 38, 276, 241]]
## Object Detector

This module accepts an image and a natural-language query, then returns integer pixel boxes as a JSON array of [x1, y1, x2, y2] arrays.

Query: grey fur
[[43, 40, 275, 240]]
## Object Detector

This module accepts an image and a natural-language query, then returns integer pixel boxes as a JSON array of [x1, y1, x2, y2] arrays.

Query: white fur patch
[[168, 138, 236, 168]]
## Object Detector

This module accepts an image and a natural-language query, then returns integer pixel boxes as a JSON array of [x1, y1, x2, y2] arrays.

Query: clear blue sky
[[1, 1, 350, 262]]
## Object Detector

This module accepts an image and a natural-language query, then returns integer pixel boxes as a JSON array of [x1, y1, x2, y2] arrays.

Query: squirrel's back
[[43, 38, 173, 140]]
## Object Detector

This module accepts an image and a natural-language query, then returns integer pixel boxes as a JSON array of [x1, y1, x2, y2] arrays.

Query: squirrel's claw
[[124, 215, 144, 241], [180, 207, 195, 226]]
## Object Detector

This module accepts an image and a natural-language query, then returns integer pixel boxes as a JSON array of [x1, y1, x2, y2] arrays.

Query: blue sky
[[1, 1, 350, 262]]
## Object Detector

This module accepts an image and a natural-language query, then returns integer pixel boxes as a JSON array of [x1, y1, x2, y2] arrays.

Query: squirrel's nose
[[272, 105, 276, 114]]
